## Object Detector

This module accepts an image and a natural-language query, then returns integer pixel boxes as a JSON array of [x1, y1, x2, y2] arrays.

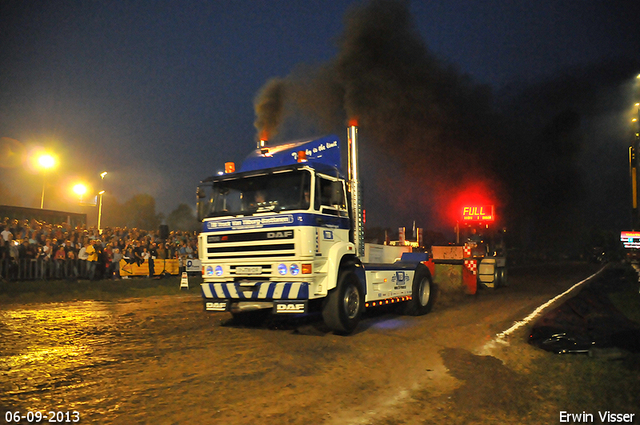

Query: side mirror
[[196, 187, 207, 221], [330, 181, 344, 206]]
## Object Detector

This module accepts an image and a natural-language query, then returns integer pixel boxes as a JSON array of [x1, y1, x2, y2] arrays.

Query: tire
[[497, 267, 508, 287], [401, 266, 435, 316], [322, 268, 364, 335]]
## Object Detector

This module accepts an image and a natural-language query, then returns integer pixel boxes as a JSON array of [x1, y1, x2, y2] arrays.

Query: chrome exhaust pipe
[[348, 119, 364, 258]]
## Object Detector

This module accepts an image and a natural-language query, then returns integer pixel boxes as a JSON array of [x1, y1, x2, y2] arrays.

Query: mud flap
[[274, 300, 308, 314], [204, 300, 229, 312]]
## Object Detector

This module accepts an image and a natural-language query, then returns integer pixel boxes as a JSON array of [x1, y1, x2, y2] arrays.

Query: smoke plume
[[253, 0, 640, 253], [253, 0, 502, 230]]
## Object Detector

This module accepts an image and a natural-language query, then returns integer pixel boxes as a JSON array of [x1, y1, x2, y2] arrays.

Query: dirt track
[[1, 262, 620, 424]]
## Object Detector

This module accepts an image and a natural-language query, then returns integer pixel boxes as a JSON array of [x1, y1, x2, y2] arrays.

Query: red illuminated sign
[[462, 205, 494, 222]]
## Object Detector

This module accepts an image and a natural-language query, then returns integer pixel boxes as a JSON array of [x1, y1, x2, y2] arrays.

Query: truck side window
[[318, 177, 346, 211]]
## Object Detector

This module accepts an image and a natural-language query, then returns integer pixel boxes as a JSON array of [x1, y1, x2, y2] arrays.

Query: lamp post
[[632, 97, 640, 229], [98, 172, 107, 232], [98, 190, 105, 232], [38, 154, 56, 209]]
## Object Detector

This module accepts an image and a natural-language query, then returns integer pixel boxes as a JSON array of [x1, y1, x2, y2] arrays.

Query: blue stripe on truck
[[202, 281, 310, 300]]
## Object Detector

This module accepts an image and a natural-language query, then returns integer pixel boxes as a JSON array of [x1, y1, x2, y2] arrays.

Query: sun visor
[[238, 135, 341, 173]]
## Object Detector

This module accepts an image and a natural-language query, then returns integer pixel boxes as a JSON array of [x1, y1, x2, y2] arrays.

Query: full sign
[[462, 205, 495, 222]]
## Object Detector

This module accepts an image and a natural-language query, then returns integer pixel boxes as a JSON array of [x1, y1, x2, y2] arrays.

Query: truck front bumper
[[201, 281, 310, 300], [201, 281, 312, 314]]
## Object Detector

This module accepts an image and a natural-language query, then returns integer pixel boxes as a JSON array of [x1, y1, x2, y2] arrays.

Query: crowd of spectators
[[0, 217, 198, 281]]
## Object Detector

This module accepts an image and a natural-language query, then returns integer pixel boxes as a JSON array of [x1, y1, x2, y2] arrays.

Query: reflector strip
[[365, 296, 412, 308], [201, 281, 310, 300]]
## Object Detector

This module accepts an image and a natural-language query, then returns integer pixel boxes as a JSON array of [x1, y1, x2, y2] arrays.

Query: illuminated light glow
[[38, 154, 56, 169], [259, 129, 270, 142], [301, 264, 312, 274], [297, 150, 307, 163], [224, 162, 235, 173], [462, 205, 495, 222], [365, 296, 412, 308], [290, 264, 300, 276], [73, 183, 87, 196], [278, 264, 287, 275]]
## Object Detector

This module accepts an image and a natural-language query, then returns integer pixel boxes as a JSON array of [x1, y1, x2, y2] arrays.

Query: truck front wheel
[[322, 269, 363, 335]]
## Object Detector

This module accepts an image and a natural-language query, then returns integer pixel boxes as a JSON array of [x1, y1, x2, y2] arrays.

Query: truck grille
[[229, 264, 272, 277], [205, 230, 296, 260]]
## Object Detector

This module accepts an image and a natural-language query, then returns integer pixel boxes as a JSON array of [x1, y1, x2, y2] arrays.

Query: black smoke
[[253, 0, 640, 255], [253, 0, 502, 227]]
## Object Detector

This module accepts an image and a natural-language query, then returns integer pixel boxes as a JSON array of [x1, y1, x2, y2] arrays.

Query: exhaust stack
[[348, 119, 364, 258], [257, 129, 269, 153]]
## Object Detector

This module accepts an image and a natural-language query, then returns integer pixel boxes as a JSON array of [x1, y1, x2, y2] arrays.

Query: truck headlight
[[205, 266, 214, 276], [215, 265, 223, 276], [278, 263, 288, 275], [290, 264, 300, 276]]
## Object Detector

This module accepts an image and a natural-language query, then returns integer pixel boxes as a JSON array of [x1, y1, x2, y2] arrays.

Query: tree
[[166, 203, 199, 232], [122, 194, 161, 230]]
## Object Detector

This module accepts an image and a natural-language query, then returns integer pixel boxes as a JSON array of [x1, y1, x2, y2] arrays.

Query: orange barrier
[[119, 259, 181, 277]]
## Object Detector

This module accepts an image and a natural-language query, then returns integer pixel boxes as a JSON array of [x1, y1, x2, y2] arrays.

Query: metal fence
[[0, 258, 95, 281]]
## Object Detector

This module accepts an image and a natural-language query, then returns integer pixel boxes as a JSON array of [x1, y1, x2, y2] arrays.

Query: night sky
[[2, 1, 640, 248]]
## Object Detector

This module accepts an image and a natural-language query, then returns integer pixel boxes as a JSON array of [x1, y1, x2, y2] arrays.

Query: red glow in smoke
[[259, 129, 270, 143]]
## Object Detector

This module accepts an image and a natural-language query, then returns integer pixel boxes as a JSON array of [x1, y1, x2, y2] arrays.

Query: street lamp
[[98, 190, 105, 232], [38, 153, 56, 209], [98, 171, 107, 232], [73, 183, 88, 203]]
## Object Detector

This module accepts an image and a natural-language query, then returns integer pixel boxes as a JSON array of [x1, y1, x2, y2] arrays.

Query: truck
[[196, 123, 434, 334]]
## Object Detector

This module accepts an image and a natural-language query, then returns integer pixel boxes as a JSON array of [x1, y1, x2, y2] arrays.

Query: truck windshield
[[198, 170, 311, 219]]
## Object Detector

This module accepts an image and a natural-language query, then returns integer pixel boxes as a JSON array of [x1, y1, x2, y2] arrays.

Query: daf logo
[[267, 230, 293, 239], [205, 302, 227, 311], [276, 303, 305, 313]]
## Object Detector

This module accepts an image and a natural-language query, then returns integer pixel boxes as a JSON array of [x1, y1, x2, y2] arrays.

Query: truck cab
[[197, 130, 434, 334]]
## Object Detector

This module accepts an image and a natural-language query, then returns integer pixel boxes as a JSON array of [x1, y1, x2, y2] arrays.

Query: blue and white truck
[[197, 123, 434, 334]]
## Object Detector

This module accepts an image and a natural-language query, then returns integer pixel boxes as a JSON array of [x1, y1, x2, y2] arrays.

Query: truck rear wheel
[[401, 266, 435, 316], [497, 267, 508, 287], [322, 269, 363, 335]]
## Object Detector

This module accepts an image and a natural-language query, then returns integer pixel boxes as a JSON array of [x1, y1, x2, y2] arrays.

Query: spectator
[[54, 244, 66, 278], [110, 248, 123, 279], [85, 240, 98, 280], [156, 242, 167, 260], [0, 217, 201, 281], [77, 242, 88, 278], [66, 248, 79, 279], [1, 226, 12, 242]]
